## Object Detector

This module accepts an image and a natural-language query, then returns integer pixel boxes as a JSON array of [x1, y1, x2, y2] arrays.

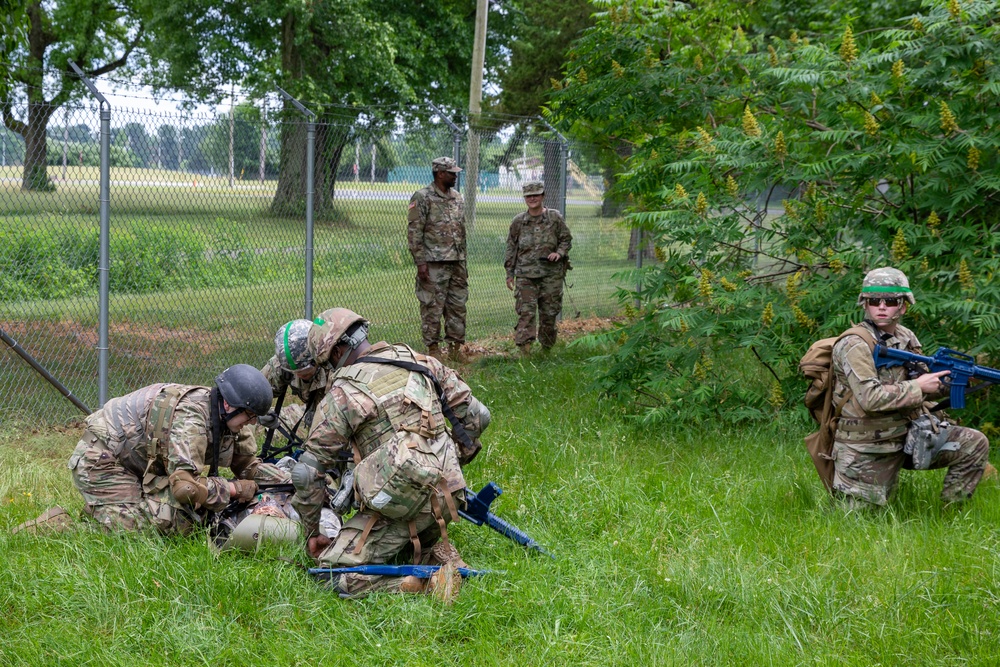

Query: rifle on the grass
[[461, 482, 554, 559]]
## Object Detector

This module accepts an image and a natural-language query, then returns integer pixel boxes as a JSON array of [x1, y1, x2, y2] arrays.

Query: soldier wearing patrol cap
[[829, 267, 989, 506], [407, 156, 468, 361], [504, 180, 573, 355]]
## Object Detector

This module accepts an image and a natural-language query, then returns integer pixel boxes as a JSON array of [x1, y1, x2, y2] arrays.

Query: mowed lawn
[[2, 343, 1000, 665]]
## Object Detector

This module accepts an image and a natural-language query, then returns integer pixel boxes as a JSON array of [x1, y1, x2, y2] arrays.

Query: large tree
[[553, 0, 1000, 424], [1, 0, 148, 191]]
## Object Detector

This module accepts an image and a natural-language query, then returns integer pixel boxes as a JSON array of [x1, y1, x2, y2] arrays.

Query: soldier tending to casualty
[[291, 308, 491, 600], [407, 156, 467, 361], [261, 319, 332, 436], [829, 268, 990, 506], [17, 365, 288, 534], [504, 180, 572, 355]]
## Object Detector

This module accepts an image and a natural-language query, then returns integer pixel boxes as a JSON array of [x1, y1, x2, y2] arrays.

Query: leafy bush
[[555, 0, 1000, 424]]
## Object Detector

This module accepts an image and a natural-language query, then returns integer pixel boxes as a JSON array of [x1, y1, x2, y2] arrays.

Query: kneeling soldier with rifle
[[829, 268, 990, 506]]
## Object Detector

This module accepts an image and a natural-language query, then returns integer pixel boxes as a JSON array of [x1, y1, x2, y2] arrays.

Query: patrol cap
[[522, 181, 545, 196], [432, 156, 462, 173]]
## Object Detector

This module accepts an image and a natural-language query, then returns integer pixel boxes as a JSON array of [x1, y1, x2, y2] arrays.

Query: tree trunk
[[21, 100, 54, 191], [628, 228, 656, 261]]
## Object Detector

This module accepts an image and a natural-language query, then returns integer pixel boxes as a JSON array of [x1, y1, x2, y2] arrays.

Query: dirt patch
[[2, 319, 226, 368], [459, 315, 624, 362]]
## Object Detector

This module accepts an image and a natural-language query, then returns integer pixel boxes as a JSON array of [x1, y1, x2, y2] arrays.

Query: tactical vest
[[334, 345, 445, 460], [121, 384, 203, 477]]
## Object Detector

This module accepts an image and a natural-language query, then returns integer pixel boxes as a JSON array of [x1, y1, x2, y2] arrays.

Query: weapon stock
[[874, 345, 1000, 409], [461, 482, 554, 559]]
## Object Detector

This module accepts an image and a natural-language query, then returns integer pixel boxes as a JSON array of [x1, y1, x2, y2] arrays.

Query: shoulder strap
[[354, 356, 477, 455], [831, 325, 878, 417]]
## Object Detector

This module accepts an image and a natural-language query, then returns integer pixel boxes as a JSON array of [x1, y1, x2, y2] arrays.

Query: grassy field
[[2, 343, 1000, 665], [1, 168, 630, 425]]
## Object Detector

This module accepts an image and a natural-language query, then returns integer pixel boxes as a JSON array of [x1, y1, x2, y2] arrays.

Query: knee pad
[[168, 469, 208, 506]]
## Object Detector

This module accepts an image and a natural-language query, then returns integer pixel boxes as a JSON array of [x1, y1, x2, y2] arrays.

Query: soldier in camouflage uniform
[[830, 268, 989, 506], [291, 308, 491, 599], [407, 156, 467, 360], [63, 365, 287, 534], [261, 319, 333, 438], [505, 181, 572, 355]]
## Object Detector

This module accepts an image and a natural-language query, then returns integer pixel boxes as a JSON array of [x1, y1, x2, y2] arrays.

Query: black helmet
[[215, 364, 273, 417]]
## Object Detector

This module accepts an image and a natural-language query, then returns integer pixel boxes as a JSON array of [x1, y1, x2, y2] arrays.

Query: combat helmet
[[219, 514, 302, 552], [215, 364, 273, 417], [857, 267, 915, 306], [274, 319, 314, 372], [308, 308, 370, 368]]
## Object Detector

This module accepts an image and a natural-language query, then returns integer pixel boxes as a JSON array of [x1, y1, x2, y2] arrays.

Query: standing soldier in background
[[261, 319, 332, 438], [407, 156, 467, 361], [504, 181, 573, 356]]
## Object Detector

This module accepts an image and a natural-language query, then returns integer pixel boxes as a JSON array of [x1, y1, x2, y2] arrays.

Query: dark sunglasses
[[865, 297, 902, 308]]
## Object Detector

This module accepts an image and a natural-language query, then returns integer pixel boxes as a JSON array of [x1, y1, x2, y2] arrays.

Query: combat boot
[[518, 342, 532, 357], [12, 506, 74, 535], [429, 540, 468, 569], [399, 575, 427, 594], [427, 561, 462, 605], [448, 344, 468, 364], [427, 343, 441, 359]]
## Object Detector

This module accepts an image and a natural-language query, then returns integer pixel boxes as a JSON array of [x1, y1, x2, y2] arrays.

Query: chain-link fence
[[1, 82, 630, 425]]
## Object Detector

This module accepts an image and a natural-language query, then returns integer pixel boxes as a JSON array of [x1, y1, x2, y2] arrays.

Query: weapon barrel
[[308, 565, 488, 578], [485, 513, 554, 558]]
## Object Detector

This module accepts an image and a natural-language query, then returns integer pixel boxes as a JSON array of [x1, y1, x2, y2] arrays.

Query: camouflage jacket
[[504, 208, 572, 279], [260, 356, 333, 432], [293, 341, 483, 537], [407, 183, 466, 263], [831, 320, 926, 452], [86, 384, 260, 511]]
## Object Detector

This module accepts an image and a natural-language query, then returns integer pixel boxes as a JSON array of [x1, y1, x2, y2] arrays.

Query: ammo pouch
[[354, 430, 463, 521], [905, 413, 960, 470]]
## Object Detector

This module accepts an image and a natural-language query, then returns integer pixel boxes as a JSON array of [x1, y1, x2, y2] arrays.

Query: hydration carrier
[[337, 353, 467, 522], [798, 326, 875, 492]]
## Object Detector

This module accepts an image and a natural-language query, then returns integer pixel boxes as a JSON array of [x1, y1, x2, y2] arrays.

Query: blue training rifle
[[874, 344, 1000, 410], [308, 564, 491, 580], [461, 482, 554, 559]]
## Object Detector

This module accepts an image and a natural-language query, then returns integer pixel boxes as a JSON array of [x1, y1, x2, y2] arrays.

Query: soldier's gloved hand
[[417, 263, 430, 283], [230, 479, 258, 503], [506, 277, 515, 291], [257, 412, 280, 429]]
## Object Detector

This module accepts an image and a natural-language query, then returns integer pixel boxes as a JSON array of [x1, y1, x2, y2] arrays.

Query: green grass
[[2, 344, 1000, 665]]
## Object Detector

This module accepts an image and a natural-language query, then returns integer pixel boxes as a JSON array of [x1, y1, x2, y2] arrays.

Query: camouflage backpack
[[343, 356, 468, 522], [798, 326, 875, 492]]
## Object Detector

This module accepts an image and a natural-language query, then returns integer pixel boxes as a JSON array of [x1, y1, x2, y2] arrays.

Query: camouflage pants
[[317, 491, 464, 597], [68, 431, 201, 534], [832, 425, 989, 505], [514, 274, 564, 348], [415, 261, 467, 348]]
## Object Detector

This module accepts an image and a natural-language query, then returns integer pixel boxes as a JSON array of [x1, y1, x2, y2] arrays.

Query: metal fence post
[[277, 87, 317, 320], [538, 118, 568, 217], [70, 62, 110, 407]]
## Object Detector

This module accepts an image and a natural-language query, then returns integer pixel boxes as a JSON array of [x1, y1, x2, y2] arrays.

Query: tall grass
[[2, 345, 999, 665]]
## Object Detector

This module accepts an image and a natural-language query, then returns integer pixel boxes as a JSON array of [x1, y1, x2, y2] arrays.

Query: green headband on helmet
[[282, 323, 298, 370], [861, 285, 912, 294]]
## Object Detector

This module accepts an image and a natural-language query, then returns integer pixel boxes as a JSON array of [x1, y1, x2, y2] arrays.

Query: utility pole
[[260, 96, 267, 183], [464, 0, 488, 230]]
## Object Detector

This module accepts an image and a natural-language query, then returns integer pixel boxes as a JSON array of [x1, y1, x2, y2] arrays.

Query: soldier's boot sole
[[427, 561, 462, 605], [12, 505, 73, 535]]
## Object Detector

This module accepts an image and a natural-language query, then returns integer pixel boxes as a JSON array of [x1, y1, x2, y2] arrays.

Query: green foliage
[[556, 0, 1000, 425]]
